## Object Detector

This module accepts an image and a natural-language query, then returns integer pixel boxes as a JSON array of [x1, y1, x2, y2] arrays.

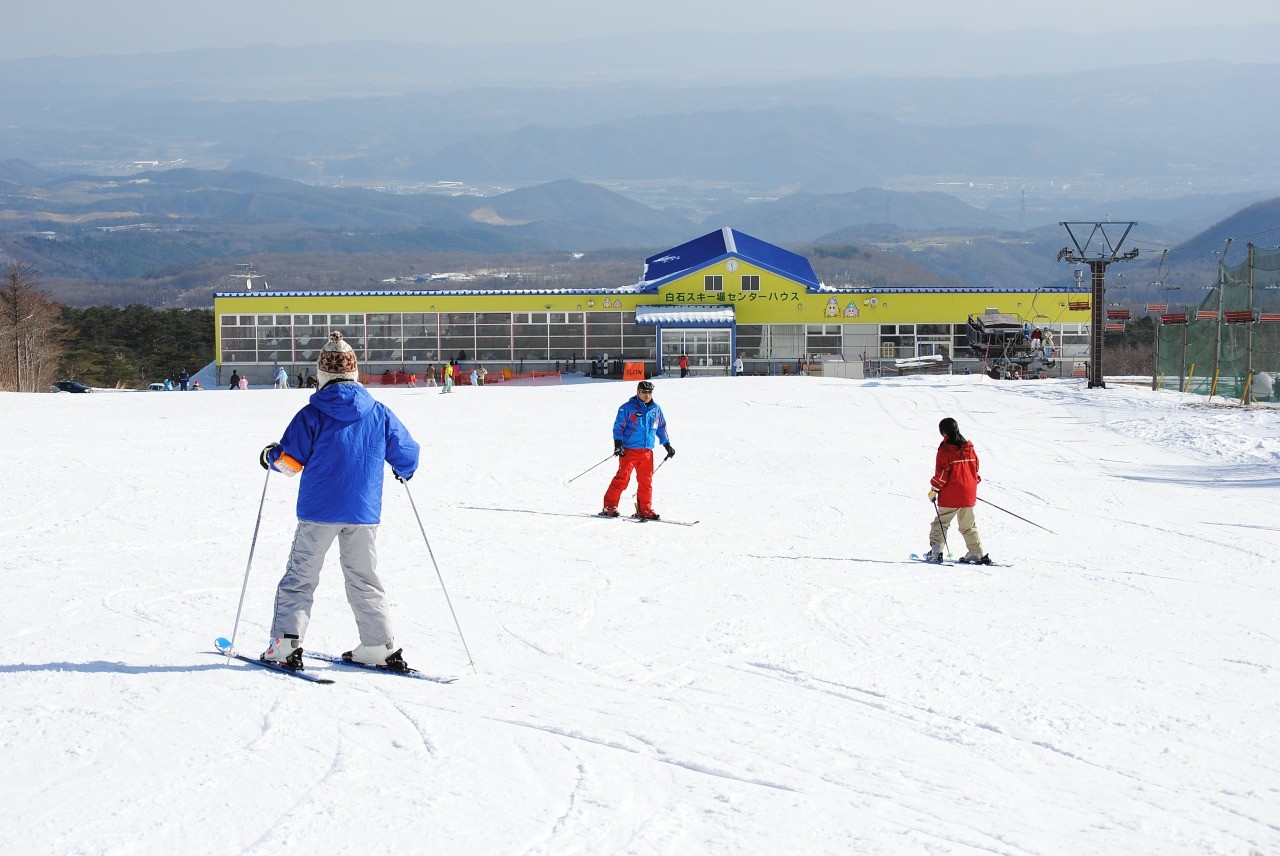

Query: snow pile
[[2, 375, 1277, 854]]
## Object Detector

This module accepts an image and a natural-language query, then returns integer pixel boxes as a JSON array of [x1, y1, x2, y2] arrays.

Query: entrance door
[[662, 329, 732, 375], [917, 339, 951, 359]]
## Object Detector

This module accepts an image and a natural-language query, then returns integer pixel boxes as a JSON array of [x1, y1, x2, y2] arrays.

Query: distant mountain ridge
[[0, 168, 696, 248], [2, 55, 1278, 204], [3, 162, 1275, 307], [412, 108, 1109, 188], [3, 26, 1278, 99], [1180, 198, 1280, 249], [712, 188, 1009, 241]]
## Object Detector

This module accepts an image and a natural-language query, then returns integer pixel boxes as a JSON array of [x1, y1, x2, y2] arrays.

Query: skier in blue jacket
[[601, 379, 674, 519], [259, 332, 420, 672]]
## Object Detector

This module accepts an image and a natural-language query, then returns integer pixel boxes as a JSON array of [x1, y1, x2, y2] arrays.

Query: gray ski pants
[[270, 520, 393, 646]]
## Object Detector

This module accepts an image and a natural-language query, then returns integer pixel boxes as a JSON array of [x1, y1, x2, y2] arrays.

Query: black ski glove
[[394, 471, 411, 483], [663, 443, 675, 460], [613, 439, 624, 457], [259, 443, 280, 470]]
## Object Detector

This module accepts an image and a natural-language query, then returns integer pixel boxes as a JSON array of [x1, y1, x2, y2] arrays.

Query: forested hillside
[[58, 305, 213, 388]]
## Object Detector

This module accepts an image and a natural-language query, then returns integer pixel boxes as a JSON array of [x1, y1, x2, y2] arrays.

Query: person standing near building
[[228, 370, 241, 391], [178, 368, 190, 391], [258, 331, 421, 671], [925, 417, 992, 565], [734, 354, 744, 376], [442, 361, 454, 393], [679, 352, 689, 378], [600, 380, 674, 520], [478, 365, 488, 386], [238, 374, 249, 390], [274, 366, 289, 389]]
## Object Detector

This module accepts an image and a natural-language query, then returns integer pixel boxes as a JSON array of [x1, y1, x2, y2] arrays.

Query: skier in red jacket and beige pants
[[926, 417, 992, 565]]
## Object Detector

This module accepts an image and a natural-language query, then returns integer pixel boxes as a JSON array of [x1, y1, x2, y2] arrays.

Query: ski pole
[[977, 496, 1056, 535], [403, 481, 478, 674], [221, 467, 271, 659], [930, 496, 953, 558], [567, 453, 615, 484]]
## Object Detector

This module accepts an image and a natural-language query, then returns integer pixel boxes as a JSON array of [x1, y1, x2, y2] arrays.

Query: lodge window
[[741, 275, 760, 291], [704, 275, 723, 292]]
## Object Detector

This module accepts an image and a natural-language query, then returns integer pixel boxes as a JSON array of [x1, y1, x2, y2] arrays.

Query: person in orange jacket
[[925, 417, 991, 565]]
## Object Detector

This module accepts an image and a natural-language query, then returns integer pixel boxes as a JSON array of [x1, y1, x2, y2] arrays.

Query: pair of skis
[[214, 638, 455, 685], [594, 512, 699, 527], [908, 553, 1005, 567], [461, 505, 698, 527]]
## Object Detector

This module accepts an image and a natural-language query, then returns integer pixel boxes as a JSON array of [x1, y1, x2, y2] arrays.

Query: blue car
[[51, 380, 93, 393]]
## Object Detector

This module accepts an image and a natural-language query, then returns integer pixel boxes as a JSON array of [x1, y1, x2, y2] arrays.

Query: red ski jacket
[[930, 440, 980, 508]]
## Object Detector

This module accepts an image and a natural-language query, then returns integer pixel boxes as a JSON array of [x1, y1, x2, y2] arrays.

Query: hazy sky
[[7, 0, 1280, 62]]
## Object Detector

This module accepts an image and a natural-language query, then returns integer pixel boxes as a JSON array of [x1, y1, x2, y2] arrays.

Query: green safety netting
[[1155, 245, 1280, 401]]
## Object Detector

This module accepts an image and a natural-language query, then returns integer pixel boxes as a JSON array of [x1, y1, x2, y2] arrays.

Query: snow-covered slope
[[2, 375, 1277, 855]]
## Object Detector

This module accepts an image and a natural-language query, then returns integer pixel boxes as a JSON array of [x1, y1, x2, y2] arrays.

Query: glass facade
[[219, 311, 1089, 373], [222, 311, 654, 366], [475, 312, 509, 362]]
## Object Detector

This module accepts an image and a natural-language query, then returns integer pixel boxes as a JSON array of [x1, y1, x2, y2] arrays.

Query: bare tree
[[0, 262, 64, 392]]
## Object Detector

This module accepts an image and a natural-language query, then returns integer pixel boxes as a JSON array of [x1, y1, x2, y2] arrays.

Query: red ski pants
[[603, 448, 654, 512]]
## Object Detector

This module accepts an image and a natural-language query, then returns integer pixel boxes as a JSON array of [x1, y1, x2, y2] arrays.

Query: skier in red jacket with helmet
[[926, 417, 991, 565]]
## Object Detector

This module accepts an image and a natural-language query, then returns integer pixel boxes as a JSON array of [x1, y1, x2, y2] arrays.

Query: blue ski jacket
[[268, 382, 420, 524], [612, 395, 670, 450]]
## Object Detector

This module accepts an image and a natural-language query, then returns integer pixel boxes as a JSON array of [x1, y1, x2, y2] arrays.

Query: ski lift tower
[[1057, 221, 1139, 389]]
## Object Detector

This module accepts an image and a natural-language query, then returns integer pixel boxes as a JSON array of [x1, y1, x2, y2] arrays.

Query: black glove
[[613, 439, 624, 457], [259, 443, 280, 471], [663, 443, 675, 460], [394, 471, 411, 483]]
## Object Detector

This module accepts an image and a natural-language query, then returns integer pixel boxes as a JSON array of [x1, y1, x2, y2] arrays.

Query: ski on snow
[[304, 651, 457, 684], [462, 505, 697, 526], [215, 638, 456, 684], [596, 513, 700, 527], [908, 554, 1006, 567], [214, 638, 335, 684]]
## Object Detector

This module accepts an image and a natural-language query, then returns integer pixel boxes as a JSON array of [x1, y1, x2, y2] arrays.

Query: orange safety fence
[[362, 370, 423, 386], [359, 369, 562, 387], [480, 370, 563, 387]]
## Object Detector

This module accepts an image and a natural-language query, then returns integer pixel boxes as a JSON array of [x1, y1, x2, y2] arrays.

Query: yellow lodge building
[[213, 227, 1092, 382]]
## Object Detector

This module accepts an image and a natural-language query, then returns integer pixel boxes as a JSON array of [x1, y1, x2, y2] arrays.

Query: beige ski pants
[[929, 505, 985, 558]]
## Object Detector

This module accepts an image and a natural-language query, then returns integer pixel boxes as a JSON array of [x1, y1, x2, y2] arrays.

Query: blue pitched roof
[[641, 227, 821, 291]]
